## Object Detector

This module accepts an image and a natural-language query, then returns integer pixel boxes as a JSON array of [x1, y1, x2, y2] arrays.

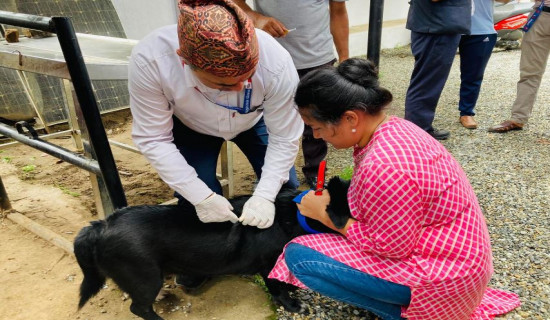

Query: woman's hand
[[297, 189, 356, 235], [297, 190, 331, 223]]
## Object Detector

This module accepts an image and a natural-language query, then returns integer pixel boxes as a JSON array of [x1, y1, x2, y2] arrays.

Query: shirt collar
[[181, 60, 221, 94]]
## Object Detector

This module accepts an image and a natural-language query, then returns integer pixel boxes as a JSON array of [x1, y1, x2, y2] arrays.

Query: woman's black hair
[[294, 58, 393, 124]]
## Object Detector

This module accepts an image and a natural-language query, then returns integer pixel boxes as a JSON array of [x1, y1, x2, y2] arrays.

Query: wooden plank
[[7, 212, 74, 255], [0, 51, 71, 78], [220, 141, 234, 198]]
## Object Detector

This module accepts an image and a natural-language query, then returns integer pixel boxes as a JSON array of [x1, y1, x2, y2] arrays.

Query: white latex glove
[[239, 195, 275, 229], [194, 193, 239, 223]]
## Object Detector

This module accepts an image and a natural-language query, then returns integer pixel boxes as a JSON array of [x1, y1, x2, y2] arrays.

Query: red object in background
[[494, 13, 529, 31], [315, 160, 326, 195]]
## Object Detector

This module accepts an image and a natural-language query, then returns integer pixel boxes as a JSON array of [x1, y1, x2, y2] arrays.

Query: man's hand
[[253, 13, 288, 38], [195, 193, 239, 223], [239, 195, 275, 229], [232, 0, 288, 37]]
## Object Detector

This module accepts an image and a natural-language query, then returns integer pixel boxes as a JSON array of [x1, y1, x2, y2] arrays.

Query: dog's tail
[[73, 221, 106, 309]]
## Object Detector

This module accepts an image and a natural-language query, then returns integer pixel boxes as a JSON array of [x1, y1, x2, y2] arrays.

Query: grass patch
[[339, 166, 354, 180], [55, 184, 81, 197], [22, 164, 36, 173]]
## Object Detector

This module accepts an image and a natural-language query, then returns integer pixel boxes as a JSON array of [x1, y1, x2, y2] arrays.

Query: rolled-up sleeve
[[253, 54, 304, 202]]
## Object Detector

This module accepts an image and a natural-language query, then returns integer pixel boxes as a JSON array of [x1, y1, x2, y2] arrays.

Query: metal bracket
[[15, 121, 39, 139]]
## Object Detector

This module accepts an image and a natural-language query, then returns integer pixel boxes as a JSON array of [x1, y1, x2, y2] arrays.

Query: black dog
[[74, 177, 351, 320]]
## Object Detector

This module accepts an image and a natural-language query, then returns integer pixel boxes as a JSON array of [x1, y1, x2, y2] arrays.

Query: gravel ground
[[276, 46, 550, 320]]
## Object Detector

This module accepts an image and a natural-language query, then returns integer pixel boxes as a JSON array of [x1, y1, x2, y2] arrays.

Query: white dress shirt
[[129, 25, 304, 205]]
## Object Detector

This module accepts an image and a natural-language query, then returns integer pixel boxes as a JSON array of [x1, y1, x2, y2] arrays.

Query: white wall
[[346, 0, 410, 56], [111, 0, 178, 40], [111, 0, 412, 54]]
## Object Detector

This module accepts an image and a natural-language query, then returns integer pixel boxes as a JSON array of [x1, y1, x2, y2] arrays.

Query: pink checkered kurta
[[269, 117, 520, 319]]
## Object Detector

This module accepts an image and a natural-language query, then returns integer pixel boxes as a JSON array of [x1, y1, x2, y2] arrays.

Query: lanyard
[[194, 79, 253, 114], [523, 2, 544, 32]]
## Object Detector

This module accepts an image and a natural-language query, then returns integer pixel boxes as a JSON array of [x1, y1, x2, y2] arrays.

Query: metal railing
[[0, 10, 127, 213]]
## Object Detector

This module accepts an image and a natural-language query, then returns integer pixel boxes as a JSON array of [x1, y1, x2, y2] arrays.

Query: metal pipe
[[367, 0, 385, 66], [0, 123, 102, 175], [0, 10, 54, 33], [0, 129, 73, 150], [51, 17, 127, 209]]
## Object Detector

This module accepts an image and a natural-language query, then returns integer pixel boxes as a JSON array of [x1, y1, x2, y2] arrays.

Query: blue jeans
[[172, 116, 298, 201], [458, 34, 497, 116], [285, 243, 411, 320]]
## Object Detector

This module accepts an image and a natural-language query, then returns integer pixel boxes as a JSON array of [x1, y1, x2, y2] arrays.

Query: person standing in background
[[404, 0, 472, 140], [489, 0, 550, 133], [458, 0, 511, 129], [234, 0, 349, 188]]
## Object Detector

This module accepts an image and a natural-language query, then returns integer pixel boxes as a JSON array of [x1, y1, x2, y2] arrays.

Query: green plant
[[22, 164, 36, 173], [2, 157, 11, 163], [55, 184, 81, 197], [339, 166, 354, 180]]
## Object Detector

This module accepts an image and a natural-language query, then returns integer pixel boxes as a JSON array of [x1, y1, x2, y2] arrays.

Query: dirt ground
[[0, 109, 288, 320]]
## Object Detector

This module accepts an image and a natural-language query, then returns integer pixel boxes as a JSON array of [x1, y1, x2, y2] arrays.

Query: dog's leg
[[130, 302, 164, 320], [110, 266, 164, 320], [263, 277, 306, 313]]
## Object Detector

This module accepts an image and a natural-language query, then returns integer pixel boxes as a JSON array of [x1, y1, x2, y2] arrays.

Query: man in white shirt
[[128, 0, 303, 230]]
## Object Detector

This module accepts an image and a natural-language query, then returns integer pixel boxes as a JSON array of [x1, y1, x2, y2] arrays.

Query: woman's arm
[[298, 163, 424, 259], [297, 190, 356, 235]]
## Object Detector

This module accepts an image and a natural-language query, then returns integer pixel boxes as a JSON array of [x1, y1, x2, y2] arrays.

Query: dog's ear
[[325, 177, 352, 229]]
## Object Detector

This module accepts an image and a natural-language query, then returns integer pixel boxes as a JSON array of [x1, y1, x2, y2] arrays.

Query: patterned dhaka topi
[[176, 0, 259, 77]]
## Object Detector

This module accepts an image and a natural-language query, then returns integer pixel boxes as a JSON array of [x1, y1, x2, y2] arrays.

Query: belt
[[543, 6, 550, 13]]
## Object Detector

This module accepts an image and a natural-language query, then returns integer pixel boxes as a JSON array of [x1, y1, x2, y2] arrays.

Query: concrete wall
[[111, 0, 178, 40], [345, 0, 411, 56], [111, 0, 412, 54]]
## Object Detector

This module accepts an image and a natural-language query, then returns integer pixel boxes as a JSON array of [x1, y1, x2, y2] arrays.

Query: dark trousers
[[458, 33, 497, 116], [172, 116, 298, 202], [405, 32, 461, 132], [297, 60, 335, 179]]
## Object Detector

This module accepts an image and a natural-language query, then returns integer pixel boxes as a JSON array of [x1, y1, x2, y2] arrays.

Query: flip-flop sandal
[[488, 120, 523, 133]]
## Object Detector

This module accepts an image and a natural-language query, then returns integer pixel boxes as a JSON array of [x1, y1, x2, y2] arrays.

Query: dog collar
[[293, 190, 322, 234]]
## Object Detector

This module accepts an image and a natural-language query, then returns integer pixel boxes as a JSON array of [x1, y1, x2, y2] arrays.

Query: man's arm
[[233, 0, 288, 37], [329, 1, 350, 62]]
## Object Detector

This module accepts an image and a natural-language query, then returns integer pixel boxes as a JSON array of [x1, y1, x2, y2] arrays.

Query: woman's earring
[[351, 128, 357, 133]]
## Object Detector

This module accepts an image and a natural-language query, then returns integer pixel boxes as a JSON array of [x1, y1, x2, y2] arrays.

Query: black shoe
[[305, 176, 317, 189], [427, 128, 450, 140]]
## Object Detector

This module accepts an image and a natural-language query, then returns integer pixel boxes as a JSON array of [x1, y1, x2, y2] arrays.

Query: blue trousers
[[458, 34, 497, 116], [405, 32, 462, 132], [285, 243, 411, 320], [172, 116, 299, 201]]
